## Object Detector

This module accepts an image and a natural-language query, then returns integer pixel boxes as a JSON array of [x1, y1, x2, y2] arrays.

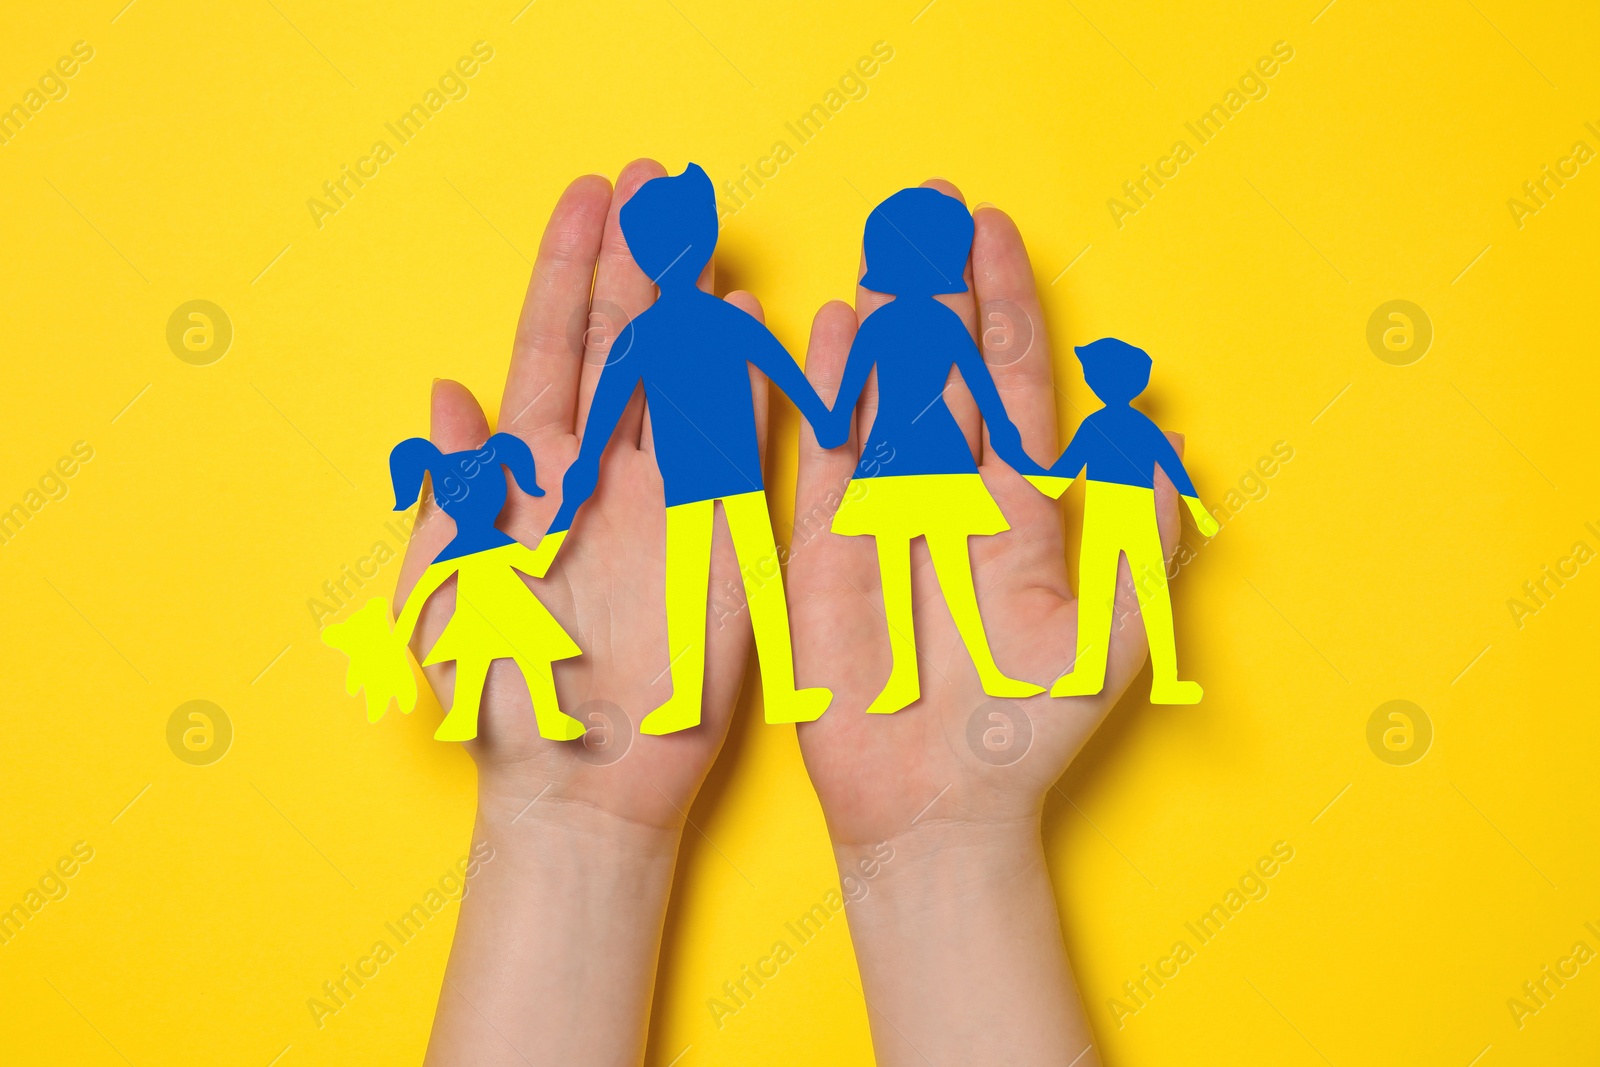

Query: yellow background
[[3, 0, 1597, 1063]]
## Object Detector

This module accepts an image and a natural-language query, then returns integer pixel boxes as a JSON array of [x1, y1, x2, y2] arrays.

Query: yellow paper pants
[[1052, 479, 1201, 703], [643, 492, 831, 734]]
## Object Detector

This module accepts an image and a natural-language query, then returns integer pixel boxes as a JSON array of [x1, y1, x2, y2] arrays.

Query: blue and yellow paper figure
[[1032, 338, 1220, 704], [824, 187, 1050, 715], [529, 163, 840, 735], [322, 433, 586, 742]]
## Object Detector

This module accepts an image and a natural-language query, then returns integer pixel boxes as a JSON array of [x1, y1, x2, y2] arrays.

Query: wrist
[[475, 781, 683, 877], [830, 820, 1087, 1066], [834, 818, 1047, 916], [426, 781, 682, 1065]]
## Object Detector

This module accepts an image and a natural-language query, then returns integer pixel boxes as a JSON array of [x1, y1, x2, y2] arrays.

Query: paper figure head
[[621, 162, 716, 289], [390, 433, 542, 559], [1074, 337, 1152, 405], [859, 187, 972, 297]]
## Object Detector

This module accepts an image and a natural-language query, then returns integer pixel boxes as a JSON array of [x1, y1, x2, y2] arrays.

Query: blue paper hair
[[389, 433, 543, 560], [859, 187, 972, 296]]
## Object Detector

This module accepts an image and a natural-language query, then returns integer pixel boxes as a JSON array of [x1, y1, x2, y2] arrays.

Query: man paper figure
[[528, 163, 840, 734]]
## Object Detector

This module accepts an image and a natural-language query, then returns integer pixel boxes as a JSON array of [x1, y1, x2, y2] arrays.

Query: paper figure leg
[[436, 656, 489, 740], [642, 498, 716, 735], [1121, 511, 1203, 705], [517, 656, 587, 740], [721, 491, 832, 724], [926, 532, 1045, 699], [865, 535, 921, 715], [1050, 484, 1122, 698]]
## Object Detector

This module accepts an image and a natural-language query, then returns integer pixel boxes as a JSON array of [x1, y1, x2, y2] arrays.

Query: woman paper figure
[[1037, 338, 1220, 704], [823, 187, 1050, 715], [321, 433, 586, 742]]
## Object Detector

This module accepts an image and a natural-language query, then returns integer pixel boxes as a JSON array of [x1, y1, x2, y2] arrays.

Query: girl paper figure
[[321, 433, 586, 742], [1035, 338, 1220, 704], [823, 187, 1050, 715]]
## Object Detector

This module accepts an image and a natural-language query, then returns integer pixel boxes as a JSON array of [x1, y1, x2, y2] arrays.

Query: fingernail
[[974, 201, 996, 212]]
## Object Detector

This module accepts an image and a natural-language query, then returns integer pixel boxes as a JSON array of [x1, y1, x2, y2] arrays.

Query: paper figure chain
[[323, 163, 1218, 741]]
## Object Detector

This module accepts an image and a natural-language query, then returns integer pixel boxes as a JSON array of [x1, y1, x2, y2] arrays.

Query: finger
[[576, 158, 666, 444], [790, 301, 880, 704], [796, 301, 861, 501], [918, 178, 983, 462], [722, 291, 769, 469], [498, 175, 611, 442], [971, 205, 1059, 467], [395, 379, 490, 614], [793, 300, 873, 573], [1156, 431, 1184, 559], [639, 219, 718, 455]]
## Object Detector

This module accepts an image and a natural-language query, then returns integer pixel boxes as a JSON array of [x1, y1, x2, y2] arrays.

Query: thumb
[[1156, 431, 1183, 562], [431, 377, 492, 451], [395, 380, 491, 604]]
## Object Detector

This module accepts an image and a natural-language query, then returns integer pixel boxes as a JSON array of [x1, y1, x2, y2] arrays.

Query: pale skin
[[412, 163, 1189, 1066]]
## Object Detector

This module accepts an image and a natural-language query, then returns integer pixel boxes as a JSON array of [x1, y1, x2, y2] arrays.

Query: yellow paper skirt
[[831, 473, 1008, 541], [421, 542, 580, 667]]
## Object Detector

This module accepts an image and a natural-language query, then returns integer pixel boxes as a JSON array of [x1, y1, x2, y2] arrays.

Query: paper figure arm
[[1028, 428, 1089, 499], [820, 326, 878, 448], [395, 560, 458, 647], [953, 332, 1048, 477], [1050, 431, 1089, 481], [1148, 423, 1220, 537], [528, 360, 641, 575], [744, 315, 848, 448]]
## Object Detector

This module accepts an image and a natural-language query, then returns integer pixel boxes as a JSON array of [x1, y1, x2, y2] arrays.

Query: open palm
[[789, 182, 1187, 848], [394, 160, 767, 826]]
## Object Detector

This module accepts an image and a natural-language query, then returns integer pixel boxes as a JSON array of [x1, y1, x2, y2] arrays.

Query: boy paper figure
[[1038, 338, 1220, 704], [321, 433, 586, 743], [526, 163, 840, 735]]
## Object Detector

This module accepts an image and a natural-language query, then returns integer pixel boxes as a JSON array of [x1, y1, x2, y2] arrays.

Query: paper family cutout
[[322, 164, 1217, 742]]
